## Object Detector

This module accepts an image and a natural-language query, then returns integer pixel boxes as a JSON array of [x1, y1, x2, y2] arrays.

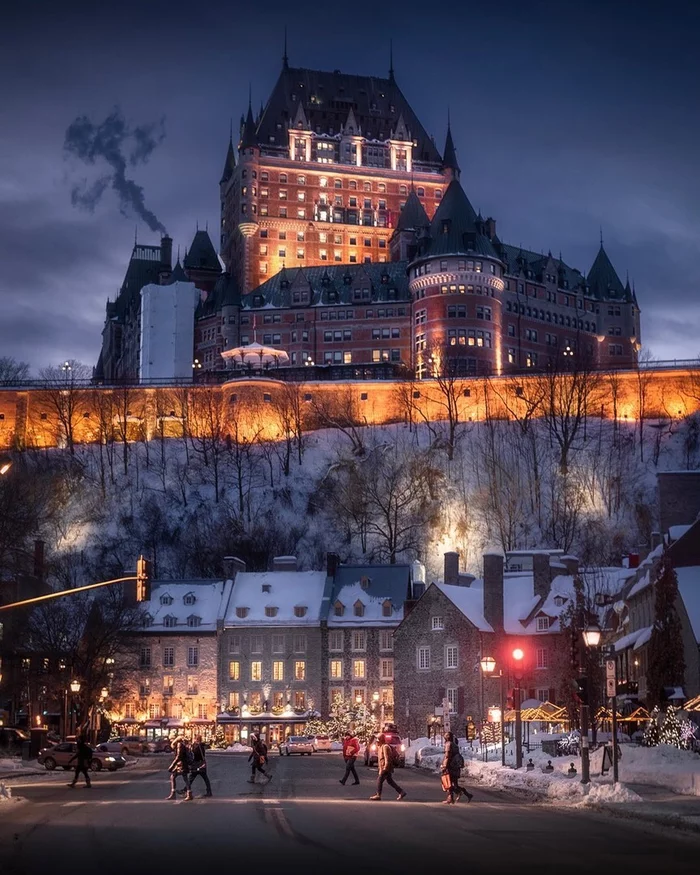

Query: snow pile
[[590, 743, 700, 796], [0, 782, 12, 802], [577, 782, 643, 806], [330, 741, 343, 751], [0, 758, 43, 775], [224, 743, 251, 753]]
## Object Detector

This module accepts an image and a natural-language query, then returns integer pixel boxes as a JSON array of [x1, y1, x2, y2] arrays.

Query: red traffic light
[[512, 648, 524, 662]]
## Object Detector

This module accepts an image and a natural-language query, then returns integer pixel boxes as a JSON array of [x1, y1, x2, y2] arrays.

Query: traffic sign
[[606, 659, 616, 681], [606, 677, 616, 697]]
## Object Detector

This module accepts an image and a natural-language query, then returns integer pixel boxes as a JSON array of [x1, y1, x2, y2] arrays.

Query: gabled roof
[[587, 244, 626, 300], [242, 261, 410, 309], [395, 188, 430, 232], [166, 259, 187, 284], [254, 66, 442, 167], [327, 563, 412, 627], [433, 582, 493, 632], [184, 230, 221, 273], [135, 580, 231, 633], [223, 571, 327, 626]]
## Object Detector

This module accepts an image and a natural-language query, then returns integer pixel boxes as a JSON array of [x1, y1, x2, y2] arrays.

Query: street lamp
[[192, 359, 202, 370], [61, 361, 72, 381], [70, 679, 81, 694], [512, 648, 525, 769], [480, 656, 506, 766], [582, 623, 601, 648]]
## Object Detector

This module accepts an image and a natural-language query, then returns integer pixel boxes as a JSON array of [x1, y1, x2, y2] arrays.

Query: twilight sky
[[2, 0, 699, 373]]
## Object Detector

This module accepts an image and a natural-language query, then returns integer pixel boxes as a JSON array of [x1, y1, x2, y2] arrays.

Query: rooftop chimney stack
[[223, 556, 246, 580], [444, 551, 460, 586], [160, 235, 173, 270], [272, 555, 298, 572], [326, 552, 340, 578], [483, 551, 504, 633], [533, 553, 550, 599]]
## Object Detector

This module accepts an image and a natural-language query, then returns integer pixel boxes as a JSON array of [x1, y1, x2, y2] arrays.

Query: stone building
[[394, 550, 583, 738], [217, 558, 329, 746], [113, 579, 231, 740], [324, 556, 417, 723]]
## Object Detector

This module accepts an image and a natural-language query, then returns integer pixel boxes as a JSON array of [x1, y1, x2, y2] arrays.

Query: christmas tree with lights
[[658, 705, 683, 747], [211, 724, 227, 749], [642, 706, 661, 747]]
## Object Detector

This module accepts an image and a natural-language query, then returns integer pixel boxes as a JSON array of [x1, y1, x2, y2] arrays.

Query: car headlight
[[371, 744, 376, 751], [106, 756, 115, 761]]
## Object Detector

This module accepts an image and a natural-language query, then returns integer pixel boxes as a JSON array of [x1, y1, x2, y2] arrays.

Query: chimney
[[532, 553, 550, 599], [650, 532, 663, 551], [272, 555, 298, 572], [33, 539, 45, 582], [444, 551, 460, 586], [160, 235, 173, 270], [484, 217, 496, 240], [561, 555, 579, 577], [222, 556, 246, 580], [483, 552, 504, 633], [326, 552, 340, 578], [628, 553, 640, 569], [458, 572, 476, 587]]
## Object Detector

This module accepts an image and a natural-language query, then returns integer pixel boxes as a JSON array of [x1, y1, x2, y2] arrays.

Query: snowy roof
[[328, 564, 411, 627], [223, 571, 327, 626], [669, 525, 692, 542], [633, 626, 653, 649], [614, 628, 652, 652], [502, 572, 575, 635], [628, 571, 652, 598], [139, 580, 230, 633], [434, 582, 494, 633], [676, 566, 700, 643]]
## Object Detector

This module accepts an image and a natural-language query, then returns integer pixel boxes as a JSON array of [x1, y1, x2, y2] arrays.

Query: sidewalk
[[595, 783, 700, 833]]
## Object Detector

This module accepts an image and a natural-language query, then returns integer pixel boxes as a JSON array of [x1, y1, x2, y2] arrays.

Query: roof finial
[[196, 220, 199, 232], [389, 39, 395, 82], [447, 105, 451, 130], [248, 82, 252, 112], [283, 25, 289, 69], [134, 225, 138, 246], [600, 225, 604, 247], [229, 117, 233, 142]]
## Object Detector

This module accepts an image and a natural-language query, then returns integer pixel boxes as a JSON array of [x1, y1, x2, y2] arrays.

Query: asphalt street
[[1, 752, 698, 875]]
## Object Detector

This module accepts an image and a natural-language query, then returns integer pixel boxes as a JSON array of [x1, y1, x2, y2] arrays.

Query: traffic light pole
[[514, 679, 522, 769], [500, 671, 506, 767], [581, 703, 590, 784]]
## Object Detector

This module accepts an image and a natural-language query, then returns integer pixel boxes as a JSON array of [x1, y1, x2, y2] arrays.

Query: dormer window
[[441, 220, 450, 235], [553, 596, 566, 607], [360, 576, 370, 590], [294, 606, 308, 617], [354, 600, 365, 617], [163, 615, 177, 628], [334, 601, 345, 617], [265, 606, 278, 617], [187, 615, 202, 628], [160, 594, 173, 606], [142, 613, 153, 627], [536, 616, 550, 632], [382, 600, 392, 617], [236, 607, 249, 619], [183, 593, 196, 606], [262, 584, 271, 594]]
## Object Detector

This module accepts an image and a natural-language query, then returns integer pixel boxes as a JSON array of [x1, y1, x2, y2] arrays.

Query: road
[[1, 752, 698, 875]]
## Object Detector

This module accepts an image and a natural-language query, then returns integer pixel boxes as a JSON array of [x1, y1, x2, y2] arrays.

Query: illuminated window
[[294, 690, 306, 709], [229, 661, 240, 680], [251, 661, 262, 681], [353, 659, 366, 679], [330, 659, 343, 679], [273, 661, 284, 681], [295, 661, 306, 680]]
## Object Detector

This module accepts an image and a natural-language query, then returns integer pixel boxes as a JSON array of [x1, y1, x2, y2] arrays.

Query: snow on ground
[[224, 743, 252, 753], [0, 781, 15, 802], [406, 737, 700, 804], [0, 758, 44, 775]]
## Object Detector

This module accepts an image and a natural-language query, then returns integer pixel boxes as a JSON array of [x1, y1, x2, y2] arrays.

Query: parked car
[[38, 742, 127, 772], [364, 729, 406, 768], [312, 735, 332, 752], [104, 735, 148, 756], [0, 727, 29, 754], [146, 737, 172, 753], [280, 736, 315, 756]]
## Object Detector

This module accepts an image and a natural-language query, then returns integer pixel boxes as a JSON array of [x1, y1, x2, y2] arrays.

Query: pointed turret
[[587, 242, 625, 300], [442, 116, 460, 180], [343, 106, 359, 135], [293, 100, 309, 130], [220, 136, 236, 184], [240, 98, 258, 151], [395, 188, 430, 232]]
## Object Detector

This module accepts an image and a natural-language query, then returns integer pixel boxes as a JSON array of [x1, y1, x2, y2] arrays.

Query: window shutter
[[457, 687, 465, 715], [548, 687, 557, 704]]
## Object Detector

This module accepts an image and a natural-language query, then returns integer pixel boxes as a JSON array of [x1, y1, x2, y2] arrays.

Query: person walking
[[441, 731, 472, 804], [339, 731, 360, 786], [190, 735, 213, 797], [167, 737, 193, 801], [67, 735, 92, 788], [369, 734, 406, 801], [247, 734, 272, 784]]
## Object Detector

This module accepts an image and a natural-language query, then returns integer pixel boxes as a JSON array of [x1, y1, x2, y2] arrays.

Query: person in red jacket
[[339, 731, 361, 786]]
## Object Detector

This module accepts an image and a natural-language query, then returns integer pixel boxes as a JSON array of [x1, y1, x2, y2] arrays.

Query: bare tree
[[36, 360, 92, 454], [0, 356, 30, 384], [310, 386, 367, 456], [635, 350, 655, 462], [188, 387, 229, 502], [416, 345, 470, 461]]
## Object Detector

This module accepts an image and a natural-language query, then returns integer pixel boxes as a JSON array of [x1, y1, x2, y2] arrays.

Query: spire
[[389, 39, 395, 82], [283, 25, 289, 69], [240, 90, 258, 151], [442, 113, 460, 179], [587, 239, 625, 300], [220, 133, 236, 184]]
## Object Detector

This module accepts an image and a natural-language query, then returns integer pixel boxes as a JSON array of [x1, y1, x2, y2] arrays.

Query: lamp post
[[580, 623, 601, 785], [61, 361, 72, 383], [512, 648, 524, 769], [480, 656, 506, 767], [68, 679, 81, 737]]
